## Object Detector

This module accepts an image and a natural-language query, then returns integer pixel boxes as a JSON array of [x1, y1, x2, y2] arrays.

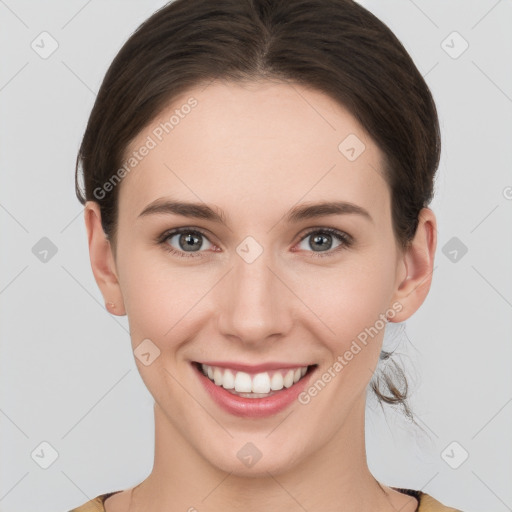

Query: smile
[[192, 361, 318, 417], [199, 363, 309, 397]]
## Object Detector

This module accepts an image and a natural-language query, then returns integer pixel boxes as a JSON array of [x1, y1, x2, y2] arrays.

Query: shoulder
[[392, 487, 464, 512], [418, 492, 464, 512], [67, 491, 121, 512]]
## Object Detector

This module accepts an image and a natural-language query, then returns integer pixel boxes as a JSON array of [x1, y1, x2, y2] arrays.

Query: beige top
[[68, 487, 464, 511]]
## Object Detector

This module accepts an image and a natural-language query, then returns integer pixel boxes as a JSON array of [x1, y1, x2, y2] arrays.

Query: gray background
[[1, 1, 511, 511]]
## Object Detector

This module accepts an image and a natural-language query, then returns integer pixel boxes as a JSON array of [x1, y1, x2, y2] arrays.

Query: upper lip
[[194, 361, 314, 373]]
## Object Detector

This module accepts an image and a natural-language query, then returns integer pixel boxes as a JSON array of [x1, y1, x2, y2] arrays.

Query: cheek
[[298, 260, 395, 407], [117, 245, 214, 348], [297, 250, 396, 346], [116, 250, 205, 403]]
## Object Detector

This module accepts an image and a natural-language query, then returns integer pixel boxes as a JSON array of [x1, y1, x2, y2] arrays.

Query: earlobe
[[84, 201, 126, 316], [389, 208, 437, 323]]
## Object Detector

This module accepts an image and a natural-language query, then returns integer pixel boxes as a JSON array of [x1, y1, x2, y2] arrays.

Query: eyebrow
[[137, 198, 374, 225]]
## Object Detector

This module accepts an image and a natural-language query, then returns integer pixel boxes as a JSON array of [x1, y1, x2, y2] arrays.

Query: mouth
[[192, 361, 318, 399], [191, 360, 318, 417]]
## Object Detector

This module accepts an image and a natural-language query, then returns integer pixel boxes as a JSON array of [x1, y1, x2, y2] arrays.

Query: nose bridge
[[217, 241, 290, 343]]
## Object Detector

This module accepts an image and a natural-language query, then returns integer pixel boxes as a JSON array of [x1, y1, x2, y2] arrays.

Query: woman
[[70, 0, 462, 510]]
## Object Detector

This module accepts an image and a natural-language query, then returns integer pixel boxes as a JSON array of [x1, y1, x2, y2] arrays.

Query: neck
[[129, 396, 409, 512]]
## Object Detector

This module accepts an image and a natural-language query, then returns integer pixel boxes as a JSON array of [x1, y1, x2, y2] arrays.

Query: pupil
[[181, 233, 201, 251], [311, 233, 331, 251]]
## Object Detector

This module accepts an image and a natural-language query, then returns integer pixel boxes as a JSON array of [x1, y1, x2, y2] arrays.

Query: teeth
[[252, 372, 271, 393], [213, 368, 223, 386], [270, 372, 284, 391], [200, 363, 310, 393], [222, 369, 235, 389], [234, 371, 252, 392], [284, 370, 295, 388]]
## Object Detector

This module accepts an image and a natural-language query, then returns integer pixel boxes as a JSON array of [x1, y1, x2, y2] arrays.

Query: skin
[[85, 80, 436, 512]]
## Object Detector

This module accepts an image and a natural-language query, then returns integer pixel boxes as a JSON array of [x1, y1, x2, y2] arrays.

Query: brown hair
[[75, 0, 441, 422]]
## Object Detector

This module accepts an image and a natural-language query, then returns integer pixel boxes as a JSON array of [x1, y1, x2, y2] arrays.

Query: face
[[87, 80, 434, 476]]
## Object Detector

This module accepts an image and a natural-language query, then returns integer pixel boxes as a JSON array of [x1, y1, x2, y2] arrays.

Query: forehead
[[118, 80, 389, 226]]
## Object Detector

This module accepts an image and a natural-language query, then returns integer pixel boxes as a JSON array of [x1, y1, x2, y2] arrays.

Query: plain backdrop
[[0, 1, 511, 511]]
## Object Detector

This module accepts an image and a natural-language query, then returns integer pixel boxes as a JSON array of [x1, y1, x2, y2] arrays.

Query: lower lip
[[192, 363, 317, 418]]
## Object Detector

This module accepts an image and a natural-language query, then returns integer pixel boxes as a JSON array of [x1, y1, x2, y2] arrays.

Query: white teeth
[[213, 367, 223, 386], [270, 372, 284, 391], [234, 371, 252, 392], [200, 363, 310, 393], [222, 369, 235, 389], [283, 370, 294, 388], [252, 372, 271, 393]]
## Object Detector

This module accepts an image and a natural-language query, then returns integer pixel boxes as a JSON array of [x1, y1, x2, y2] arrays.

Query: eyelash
[[156, 227, 353, 259]]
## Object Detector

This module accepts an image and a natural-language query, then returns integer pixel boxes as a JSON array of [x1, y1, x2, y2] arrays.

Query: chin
[[198, 434, 307, 478]]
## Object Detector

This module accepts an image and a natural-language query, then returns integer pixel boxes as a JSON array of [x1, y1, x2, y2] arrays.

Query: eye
[[157, 226, 353, 259], [295, 227, 353, 258], [158, 228, 214, 258]]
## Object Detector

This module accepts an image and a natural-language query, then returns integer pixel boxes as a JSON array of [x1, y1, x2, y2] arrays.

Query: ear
[[388, 207, 437, 322], [84, 201, 126, 316]]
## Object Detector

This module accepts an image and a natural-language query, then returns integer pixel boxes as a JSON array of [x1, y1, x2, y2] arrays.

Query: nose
[[216, 246, 293, 346]]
